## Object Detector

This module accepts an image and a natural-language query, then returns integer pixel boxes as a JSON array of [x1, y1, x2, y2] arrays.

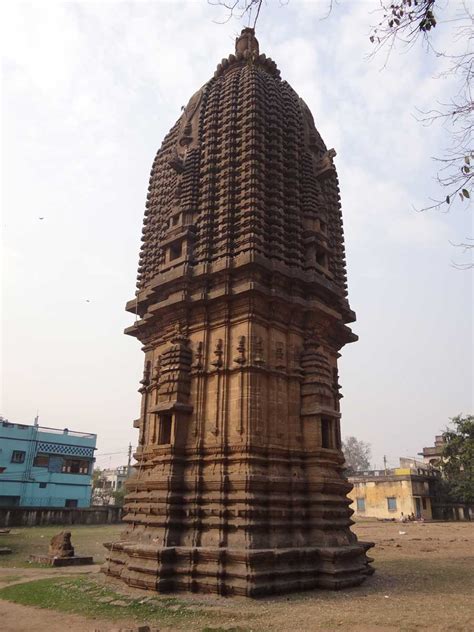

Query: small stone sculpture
[[48, 531, 74, 558], [29, 530, 92, 566]]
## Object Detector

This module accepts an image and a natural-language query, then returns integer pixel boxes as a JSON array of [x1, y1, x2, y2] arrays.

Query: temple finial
[[235, 27, 259, 56]]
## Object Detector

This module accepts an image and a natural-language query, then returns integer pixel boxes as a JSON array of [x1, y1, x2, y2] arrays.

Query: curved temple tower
[[104, 28, 373, 596]]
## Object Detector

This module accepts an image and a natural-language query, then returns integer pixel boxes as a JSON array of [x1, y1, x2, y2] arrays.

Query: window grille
[[11, 450, 26, 464]]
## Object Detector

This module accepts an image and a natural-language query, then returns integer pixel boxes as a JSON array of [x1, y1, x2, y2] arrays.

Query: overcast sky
[[2, 0, 472, 470]]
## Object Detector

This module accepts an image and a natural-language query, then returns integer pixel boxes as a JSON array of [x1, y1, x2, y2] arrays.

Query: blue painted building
[[0, 418, 97, 508]]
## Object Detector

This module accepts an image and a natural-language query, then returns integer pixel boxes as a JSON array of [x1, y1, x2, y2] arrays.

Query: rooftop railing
[[36, 425, 96, 438], [0, 420, 96, 439], [351, 466, 440, 478]]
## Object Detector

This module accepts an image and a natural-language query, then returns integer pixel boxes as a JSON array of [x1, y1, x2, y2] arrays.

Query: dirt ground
[[0, 520, 473, 632], [0, 568, 106, 632]]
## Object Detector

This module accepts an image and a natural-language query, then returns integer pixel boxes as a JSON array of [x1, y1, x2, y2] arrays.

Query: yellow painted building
[[348, 460, 440, 520]]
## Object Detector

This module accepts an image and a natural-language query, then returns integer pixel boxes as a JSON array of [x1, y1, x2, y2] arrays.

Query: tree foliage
[[341, 436, 372, 474], [91, 468, 112, 505], [112, 488, 126, 507], [92, 468, 102, 487], [441, 414, 474, 505]]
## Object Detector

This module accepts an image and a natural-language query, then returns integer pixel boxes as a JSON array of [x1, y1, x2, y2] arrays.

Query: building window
[[316, 251, 327, 268], [0, 495, 20, 507], [158, 415, 172, 445], [48, 455, 65, 473], [65, 499, 78, 508], [422, 497, 427, 509], [334, 420, 342, 450], [387, 497, 397, 511], [39, 482, 47, 489], [170, 212, 182, 227], [33, 454, 50, 468], [62, 459, 90, 475], [321, 417, 332, 449], [11, 450, 26, 464], [169, 240, 182, 261], [356, 498, 366, 512]]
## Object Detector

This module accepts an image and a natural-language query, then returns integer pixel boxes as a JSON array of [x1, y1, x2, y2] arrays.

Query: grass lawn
[[0, 524, 121, 567], [0, 575, 242, 631]]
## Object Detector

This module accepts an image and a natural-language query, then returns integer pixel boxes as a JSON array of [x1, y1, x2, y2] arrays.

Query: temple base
[[102, 542, 374, 597]]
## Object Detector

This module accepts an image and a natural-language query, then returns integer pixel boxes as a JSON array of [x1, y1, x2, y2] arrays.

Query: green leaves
[[441, 415, 474, 505], [458, 188, 471, 202], [462, 156, 471, 176]]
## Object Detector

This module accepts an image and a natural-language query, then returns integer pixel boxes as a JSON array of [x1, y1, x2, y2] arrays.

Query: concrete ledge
[[29, 554, 94, 566]]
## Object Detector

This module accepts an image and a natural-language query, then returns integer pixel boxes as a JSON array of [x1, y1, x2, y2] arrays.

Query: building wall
[[410, 477, 433, 520], [419, 435, 446, 465], [349, 478, 412, 519], [0, 424, 36, 506], [0, 421, 96, 508], [348, 473, 434, 520], [0, 506, 122, 527]]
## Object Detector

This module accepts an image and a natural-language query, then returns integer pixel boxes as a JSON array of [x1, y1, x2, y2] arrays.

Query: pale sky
[[1, 0, 472, 470]]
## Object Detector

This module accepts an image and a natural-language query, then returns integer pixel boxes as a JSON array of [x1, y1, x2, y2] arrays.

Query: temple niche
[[104, 28, 374, 597]]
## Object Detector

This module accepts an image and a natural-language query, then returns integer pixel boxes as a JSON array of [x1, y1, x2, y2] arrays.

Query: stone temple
[[104, 28, 374, 597]]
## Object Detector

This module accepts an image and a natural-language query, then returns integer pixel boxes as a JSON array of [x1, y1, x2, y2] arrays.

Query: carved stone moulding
[[104, 542, 373, 596]]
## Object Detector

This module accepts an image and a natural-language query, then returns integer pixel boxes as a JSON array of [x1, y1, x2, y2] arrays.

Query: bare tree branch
[[208, 0, 265, 28], [451, 238, 474, 269], [369, 1, 473, 218]]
